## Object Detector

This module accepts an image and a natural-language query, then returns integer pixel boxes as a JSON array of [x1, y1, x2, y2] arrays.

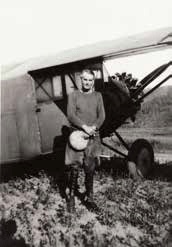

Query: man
[[64, 69, 105, 212]]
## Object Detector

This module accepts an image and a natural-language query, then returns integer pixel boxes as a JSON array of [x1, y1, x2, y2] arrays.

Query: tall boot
[[85, 173, 94, 202], [67, 166, 78, 213], [84, 173, 99, 211], [59, 166, 71, 200]]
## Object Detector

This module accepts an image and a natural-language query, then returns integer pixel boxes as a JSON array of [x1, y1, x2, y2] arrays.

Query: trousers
[[64, 133, 101, 199], [65, 133, 101, 166]]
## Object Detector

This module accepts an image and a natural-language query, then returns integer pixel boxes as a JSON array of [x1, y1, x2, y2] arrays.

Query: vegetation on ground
[[134, 86, 172, 129], [0, 169, 171, 247]]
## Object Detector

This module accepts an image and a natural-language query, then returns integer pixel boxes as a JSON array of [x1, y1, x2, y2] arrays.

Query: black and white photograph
[[1, 0, 172, 246]]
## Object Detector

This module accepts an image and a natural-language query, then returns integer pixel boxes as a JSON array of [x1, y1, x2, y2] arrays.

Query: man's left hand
[[89, 126, 97, 136]]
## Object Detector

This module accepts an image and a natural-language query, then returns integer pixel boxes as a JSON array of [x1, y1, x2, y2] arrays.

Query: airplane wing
[[2, 27, 172, 79]]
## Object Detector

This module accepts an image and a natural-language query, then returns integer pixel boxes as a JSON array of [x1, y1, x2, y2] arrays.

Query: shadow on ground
[[98, 157, 172, 182], [0, 151, 65, 183], [1, 153, 172, 184], [0, 219, 29, 247], [150, 161, 172, 181]]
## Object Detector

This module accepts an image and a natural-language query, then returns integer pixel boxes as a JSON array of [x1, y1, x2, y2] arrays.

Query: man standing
[[65, 69, 105, 212]]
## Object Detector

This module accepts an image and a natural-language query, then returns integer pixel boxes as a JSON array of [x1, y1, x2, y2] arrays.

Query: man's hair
[[81, 69, 95, 79]]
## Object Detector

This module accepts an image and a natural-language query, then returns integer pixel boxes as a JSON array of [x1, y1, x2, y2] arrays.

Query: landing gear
[[128, 139, 154, 179]]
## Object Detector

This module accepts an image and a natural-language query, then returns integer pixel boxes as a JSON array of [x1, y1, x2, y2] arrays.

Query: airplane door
[[36, 101, 69, 153], [34, 74, 71, 154]]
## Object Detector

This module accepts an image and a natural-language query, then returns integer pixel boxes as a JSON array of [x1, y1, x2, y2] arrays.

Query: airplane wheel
[[128, 139, 154, 179]]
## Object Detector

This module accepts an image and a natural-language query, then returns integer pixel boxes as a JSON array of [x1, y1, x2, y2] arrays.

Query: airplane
[[1, 27, 172, 179]]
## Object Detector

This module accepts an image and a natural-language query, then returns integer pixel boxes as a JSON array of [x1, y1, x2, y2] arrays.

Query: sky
[[106, 49, 172, 86], [0, 0, 172, 85]]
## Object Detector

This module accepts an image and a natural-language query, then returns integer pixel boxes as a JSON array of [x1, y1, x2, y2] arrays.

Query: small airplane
[[1, 27, 172, 179]]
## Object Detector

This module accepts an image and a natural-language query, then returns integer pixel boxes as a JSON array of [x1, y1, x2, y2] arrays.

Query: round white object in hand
[[69, 130, 89, 150]]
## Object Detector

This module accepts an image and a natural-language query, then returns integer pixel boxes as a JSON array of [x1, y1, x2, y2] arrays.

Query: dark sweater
[[67, 90, 105, 129]]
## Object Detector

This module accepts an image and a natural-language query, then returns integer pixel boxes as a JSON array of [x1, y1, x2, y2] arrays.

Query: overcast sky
[[1, 0, 172, 65], [0, 0, 172, 86]]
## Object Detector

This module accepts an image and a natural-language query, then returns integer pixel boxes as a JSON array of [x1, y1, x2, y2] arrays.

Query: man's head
[[81, 69, 95, 92]]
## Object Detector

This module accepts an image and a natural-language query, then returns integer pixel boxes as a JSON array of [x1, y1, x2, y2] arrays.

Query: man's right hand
[[82, 125, 96, 136]]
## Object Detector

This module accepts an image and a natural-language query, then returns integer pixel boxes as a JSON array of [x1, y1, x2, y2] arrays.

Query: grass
[[0, 167, 171, 247]]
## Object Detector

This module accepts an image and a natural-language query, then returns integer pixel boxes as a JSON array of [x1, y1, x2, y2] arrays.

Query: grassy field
[[0, 127, 171, 247], [0, 165, 171, 247]]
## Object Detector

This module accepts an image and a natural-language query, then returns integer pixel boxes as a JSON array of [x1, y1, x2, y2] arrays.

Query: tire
[[128, 139, 154, 179]]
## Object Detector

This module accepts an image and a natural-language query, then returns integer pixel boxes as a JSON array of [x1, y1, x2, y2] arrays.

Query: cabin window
[[102, 63, 110, 83], [74, 72, 82, 90], [52, 75, 63, 98], [93, 70, 102, 79], [34, 74, 63, 102], [65, 75, 76, 94], [33, 61, 104, 101], [35, 77, 53, 102], [94, 69, 104, 91]]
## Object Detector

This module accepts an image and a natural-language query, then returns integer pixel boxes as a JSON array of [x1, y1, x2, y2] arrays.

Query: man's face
[[81, 72, 94, 92]]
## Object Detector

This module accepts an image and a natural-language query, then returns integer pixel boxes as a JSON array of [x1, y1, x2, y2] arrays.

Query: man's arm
[[67, 92, 85, 129], [94, 93, 106, 129]]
